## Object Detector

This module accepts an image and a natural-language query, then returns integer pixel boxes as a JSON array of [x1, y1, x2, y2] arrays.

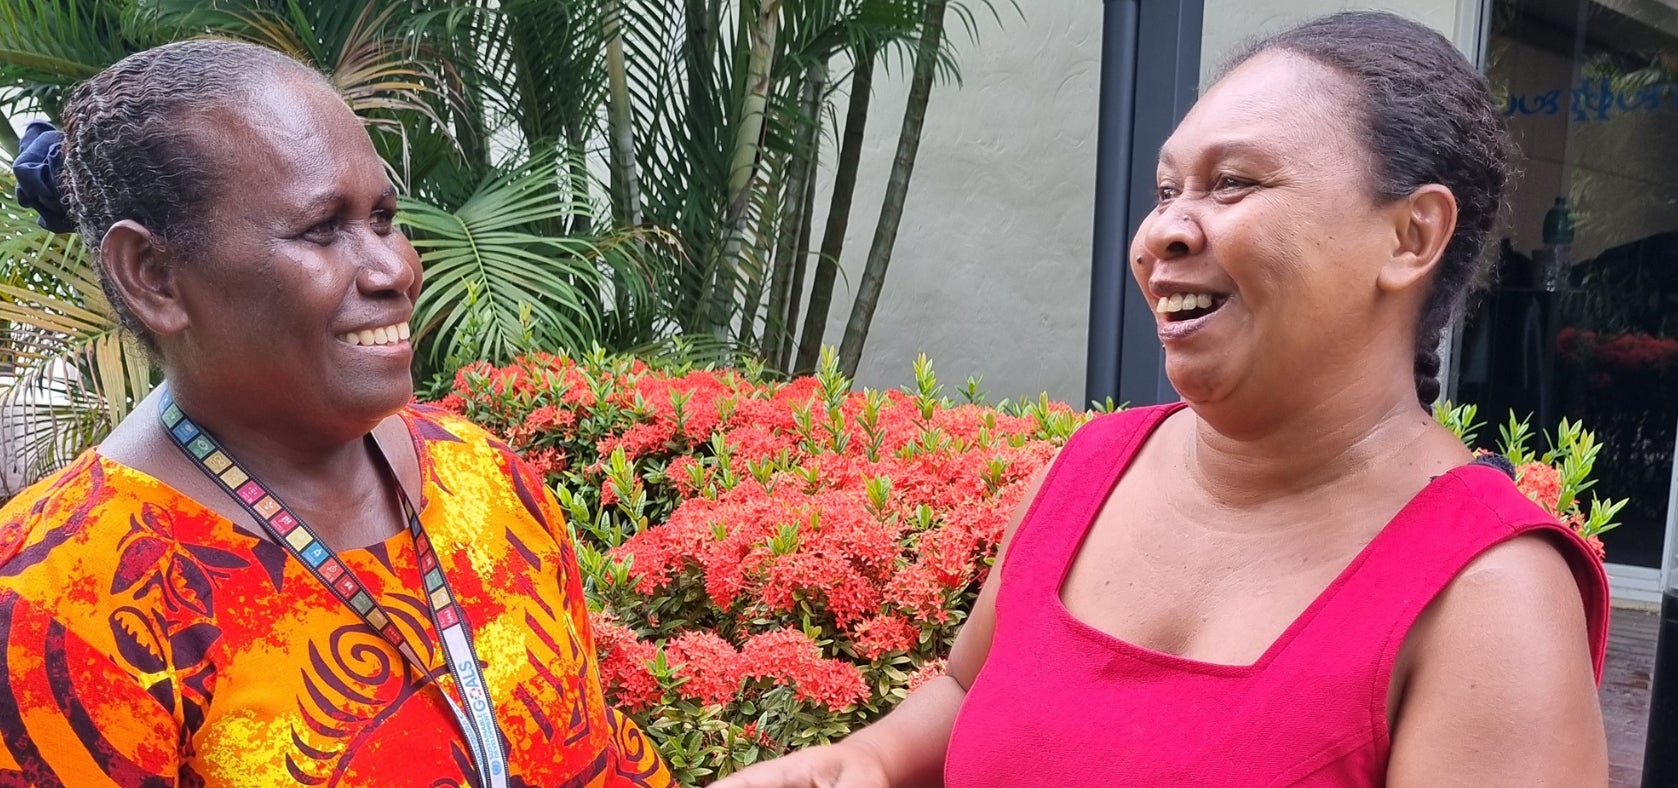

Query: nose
[[355, 228, 421, 299], [1135, 197, 1208, 265]]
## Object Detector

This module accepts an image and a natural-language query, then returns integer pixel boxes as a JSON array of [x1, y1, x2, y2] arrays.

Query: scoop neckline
[[90, 407, 435, 556], [1050, 404, 1476, 677]]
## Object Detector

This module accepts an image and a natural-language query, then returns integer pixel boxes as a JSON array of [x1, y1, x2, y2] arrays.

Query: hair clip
[[13, 121, 76, 234]]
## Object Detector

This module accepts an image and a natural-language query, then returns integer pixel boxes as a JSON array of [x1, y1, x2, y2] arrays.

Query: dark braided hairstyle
[[1220, 11, 1514, 408], [57, 39, 328, 351]]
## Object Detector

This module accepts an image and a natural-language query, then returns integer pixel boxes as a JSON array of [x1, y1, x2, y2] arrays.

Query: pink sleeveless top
[[944, 405, 1609, 787]]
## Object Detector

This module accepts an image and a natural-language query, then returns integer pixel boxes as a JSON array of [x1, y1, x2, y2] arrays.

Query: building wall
[[1201, 1, 1484, 81], [803, 1, 1102, 405]]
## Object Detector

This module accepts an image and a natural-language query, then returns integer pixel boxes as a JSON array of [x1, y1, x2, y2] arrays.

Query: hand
[[708, 742, 892, 788]]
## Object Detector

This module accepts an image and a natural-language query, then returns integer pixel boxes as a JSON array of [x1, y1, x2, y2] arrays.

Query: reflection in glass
[[1457, 0, 1678, 569]]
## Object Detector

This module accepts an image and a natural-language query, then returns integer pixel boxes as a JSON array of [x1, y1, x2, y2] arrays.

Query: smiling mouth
[[337, 321, 411, 347], [1155, 293, 1228, 322]]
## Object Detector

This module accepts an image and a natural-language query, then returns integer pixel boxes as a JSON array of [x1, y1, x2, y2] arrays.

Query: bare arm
[[711, 459, 1056, 788], [1386, 533, 1606, 787]]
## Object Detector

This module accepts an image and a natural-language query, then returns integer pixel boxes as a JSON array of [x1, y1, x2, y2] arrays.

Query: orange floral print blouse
[[0, 404, 673, 787]]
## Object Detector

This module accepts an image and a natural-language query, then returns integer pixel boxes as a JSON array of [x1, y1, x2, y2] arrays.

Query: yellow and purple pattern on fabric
[[161, 390, 510, 786], [0, 405, 675, 787]]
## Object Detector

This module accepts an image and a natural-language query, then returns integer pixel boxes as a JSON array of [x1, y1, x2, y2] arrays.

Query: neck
[[1184, 373, 1455, 509], [165, 380, 382, 507]]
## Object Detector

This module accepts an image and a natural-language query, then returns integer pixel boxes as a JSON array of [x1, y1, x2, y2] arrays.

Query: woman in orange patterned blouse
[[0, 40, 673, 787]]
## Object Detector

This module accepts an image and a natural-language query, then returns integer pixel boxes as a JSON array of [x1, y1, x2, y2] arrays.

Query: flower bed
[[440, 352, 1623, 783], [440, 350, 1085, 782]]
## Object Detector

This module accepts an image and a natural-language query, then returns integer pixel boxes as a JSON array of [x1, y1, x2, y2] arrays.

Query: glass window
[[1457, 0, 1678, 568]]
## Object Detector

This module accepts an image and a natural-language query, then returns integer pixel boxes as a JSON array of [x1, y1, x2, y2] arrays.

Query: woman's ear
[[100, 220, 189, 337], [1378, 184, 1457, 294]]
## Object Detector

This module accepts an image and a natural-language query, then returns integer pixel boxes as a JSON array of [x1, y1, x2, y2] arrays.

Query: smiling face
[[157, 74, 421, 441], [1130, 50, 1420, 409]]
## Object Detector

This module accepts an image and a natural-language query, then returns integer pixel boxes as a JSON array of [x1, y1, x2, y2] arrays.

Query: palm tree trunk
[[837, 0, 947, 377], [778, 166, 819, 371], [793, 48, 874, 374], [684, 0, 721, 158], [761, 60, 827, 363], [705, 0, 780, 334], [603, 0, 643, 228], [739, 154, 786, 351], [672, 0, 721, 328], [723, 0, 779, 224]]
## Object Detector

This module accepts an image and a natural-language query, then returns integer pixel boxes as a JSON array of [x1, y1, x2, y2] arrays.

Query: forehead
[[1161, 50, 1365, 167], [188, 77, 386, 203]]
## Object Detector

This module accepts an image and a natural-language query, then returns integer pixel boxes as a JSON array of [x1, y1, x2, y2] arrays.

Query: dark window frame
[[1086, 0, 1205, 409]]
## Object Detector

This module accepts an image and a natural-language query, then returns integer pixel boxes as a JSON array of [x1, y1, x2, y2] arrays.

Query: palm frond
[[0, 0, 134, 82], [401, 153, 621, 371], [0, 0, 162, 121], [0, 203, 154, 485]]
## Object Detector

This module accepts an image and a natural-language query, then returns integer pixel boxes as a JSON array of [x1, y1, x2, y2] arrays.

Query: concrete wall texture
[[813, 0, 1479, 406], [1202, 0, 1480, 82], [801, 1, 1103, 406]]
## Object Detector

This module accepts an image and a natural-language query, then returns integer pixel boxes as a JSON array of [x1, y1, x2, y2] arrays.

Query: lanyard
[[158, 387, 509, 787]]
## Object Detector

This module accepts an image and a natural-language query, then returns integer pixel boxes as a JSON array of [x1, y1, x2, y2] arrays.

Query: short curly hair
[[58, 39, 329, 350], [1221, 11, 1514, 408]]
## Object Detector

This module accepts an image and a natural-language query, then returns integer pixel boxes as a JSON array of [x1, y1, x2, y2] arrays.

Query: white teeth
[[1156, 293, 1221, 315], [338, 321, 411, 347]]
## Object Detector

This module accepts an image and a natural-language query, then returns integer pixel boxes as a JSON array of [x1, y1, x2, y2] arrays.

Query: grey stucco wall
[[802, 1, 1103, 406]]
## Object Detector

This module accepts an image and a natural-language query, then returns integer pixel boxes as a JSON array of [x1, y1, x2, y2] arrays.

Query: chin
[[1163, 360, 1226, 405], [339, 379, 416, 422]]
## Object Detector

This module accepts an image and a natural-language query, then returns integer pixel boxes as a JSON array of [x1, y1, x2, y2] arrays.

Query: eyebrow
[[297, 185, 399, 213], [1157, 138, 1282, 169]]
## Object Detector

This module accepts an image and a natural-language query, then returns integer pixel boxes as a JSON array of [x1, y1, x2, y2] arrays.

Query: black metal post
[[1644, 500, 1678, 787], [1647, 596, 1678, 786], [1085, 0, 1139, 410], [1086, 0, 1202, 409]]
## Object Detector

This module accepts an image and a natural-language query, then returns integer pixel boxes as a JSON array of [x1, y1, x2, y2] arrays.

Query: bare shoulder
[[1387, 532, 1605, 787], [1417, 532, 1593, 662]]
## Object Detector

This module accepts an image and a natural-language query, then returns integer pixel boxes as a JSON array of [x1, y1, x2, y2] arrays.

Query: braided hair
[[54, 39, 327, 350], [1221, 12, 1514, 408]]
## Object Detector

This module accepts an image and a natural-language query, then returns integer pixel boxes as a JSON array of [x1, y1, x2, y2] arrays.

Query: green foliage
[[398, 152, 679, 370], [0, 167, 155, 481], [0, 0, 1020, 490], [1431, 399, 1481, 445], [1433, 400, 1625, 542]]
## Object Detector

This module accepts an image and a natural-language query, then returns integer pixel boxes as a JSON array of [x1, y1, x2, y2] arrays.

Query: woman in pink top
[[715, 10, 1608, 788]]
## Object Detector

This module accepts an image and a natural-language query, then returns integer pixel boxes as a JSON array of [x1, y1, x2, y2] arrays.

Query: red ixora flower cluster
[[614, 420, 1054, 625], [1514, 461, 1606, 561], [592, 371, 1063, 709], [439, 351, 1084, 774], [1557, 327, 1678, 386]]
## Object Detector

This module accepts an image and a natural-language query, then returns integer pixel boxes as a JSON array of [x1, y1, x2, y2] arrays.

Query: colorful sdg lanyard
[[159, 387, 509, 787]]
